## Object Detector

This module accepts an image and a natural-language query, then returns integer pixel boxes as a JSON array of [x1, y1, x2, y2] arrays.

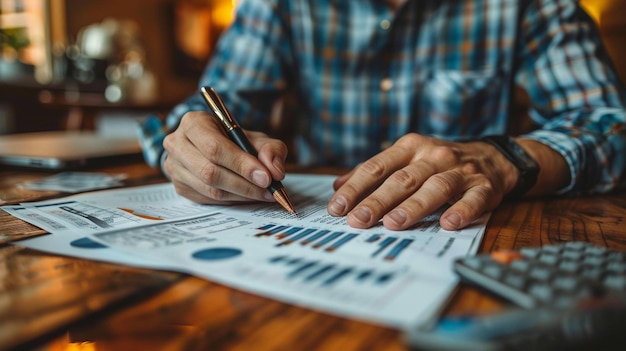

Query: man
[[139, 0, 626, 231]]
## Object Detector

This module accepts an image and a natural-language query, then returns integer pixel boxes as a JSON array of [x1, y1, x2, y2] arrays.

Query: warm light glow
[[580, 0, 625, 27], [580, 0, 607, 24], [212, 0, 236, 30], [42, 332, 97, 351]]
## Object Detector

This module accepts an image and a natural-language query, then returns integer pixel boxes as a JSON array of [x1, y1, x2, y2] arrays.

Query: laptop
[[0, 131, 143, 170]]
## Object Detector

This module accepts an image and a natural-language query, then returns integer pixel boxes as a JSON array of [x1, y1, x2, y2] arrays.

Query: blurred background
[[0, 0, 624, 138], [0, 0, 235, 136]]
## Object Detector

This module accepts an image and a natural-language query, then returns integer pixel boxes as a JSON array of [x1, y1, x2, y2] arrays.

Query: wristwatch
[[480, 135, 540, 199]]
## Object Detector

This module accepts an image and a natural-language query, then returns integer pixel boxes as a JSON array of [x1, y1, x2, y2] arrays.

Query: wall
[[63, 0, 233, 104]]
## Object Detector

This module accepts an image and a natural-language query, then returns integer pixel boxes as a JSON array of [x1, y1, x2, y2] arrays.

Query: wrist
[[515, 138, 570, 195], [480, 135, 540, 199]]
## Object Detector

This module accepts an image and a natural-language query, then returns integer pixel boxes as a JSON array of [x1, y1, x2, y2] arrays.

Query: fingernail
[[252, 170, 270, 187], [387, 210, 407, 226], [328, 196, 347, 215], [351, 207, 372, 224], [444, 213, 462, 228]]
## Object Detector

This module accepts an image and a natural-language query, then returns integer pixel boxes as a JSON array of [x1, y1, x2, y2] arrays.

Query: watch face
[[508, 141, 539, 170]]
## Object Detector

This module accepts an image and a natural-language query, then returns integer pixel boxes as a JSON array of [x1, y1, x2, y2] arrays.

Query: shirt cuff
[[137, 114, 167, 169]]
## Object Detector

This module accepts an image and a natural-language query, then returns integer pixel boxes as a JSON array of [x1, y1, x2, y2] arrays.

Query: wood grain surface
[[1, 162, 625, 350]]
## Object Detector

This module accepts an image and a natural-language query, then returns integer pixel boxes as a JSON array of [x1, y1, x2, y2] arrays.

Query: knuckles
[[390, 168, 421, 190], [429, 146, 460, 164], [199, 161, 218, 185], [205, 186, 227, 201], [359, 158, 387, 177], [427, 172, 458, 196]]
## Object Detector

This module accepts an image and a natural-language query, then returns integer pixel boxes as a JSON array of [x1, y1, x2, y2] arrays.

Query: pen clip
[[200, 86, 239, 131]]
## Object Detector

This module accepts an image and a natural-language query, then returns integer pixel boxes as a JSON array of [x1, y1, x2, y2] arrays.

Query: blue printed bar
[[304, 264, 336, 281], [255, 224, 289, 237], [325, 233, 358, 252], [371, 237, 397, 257], [366, 234, 381, 242], [375, 272, 395, 284], [277, 228, 316, 246], [356, 269, 374, 281], [384, 238, 414, 261], [322, 267, 354, 286], [287, 260, 318, 278], [275, 226, 303, 239], [312, 231, 344, 249], [300, 229, 330, 246]]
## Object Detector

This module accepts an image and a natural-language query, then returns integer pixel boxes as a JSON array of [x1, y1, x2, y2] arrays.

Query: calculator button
[[528, 283, 554, 301], [606, 252, 626, 262], [582, 256, 606, 267], [561, 250, 583, 261], [510, 259, 532, 272], [551, 276, 579, 291], [460, 257, 483, 270], [564, 241, 588, 250], [528, 267, 552, 281], [453, 242, 625, 309], [584, 245, 607, 255], [553, 296, 576, 308], [606, 262, 626, 274], [558, 260, 580, 273], [603, 275, 626, 290], [581, 268, 605, 280], [537, 253, 559, 265], [503, 273, 527, 290], [520, 248, 541, 259], [542, 245, 564, 254], [482, 264, 504, 279]]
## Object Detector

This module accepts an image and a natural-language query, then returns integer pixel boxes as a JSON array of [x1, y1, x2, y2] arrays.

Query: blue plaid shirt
[[139, 0, 626, 195]]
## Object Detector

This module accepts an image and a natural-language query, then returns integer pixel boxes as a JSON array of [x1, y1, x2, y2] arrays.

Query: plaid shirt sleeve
[[517, 0, 626, 195], [137, 0, 289, 168]]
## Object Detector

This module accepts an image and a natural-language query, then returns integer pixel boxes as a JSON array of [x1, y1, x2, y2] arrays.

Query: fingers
[[332, 167, 356, 190], [250, 130, 289, 181], [381, 169, 499, 230], [164, 112, 287, 204], [164, 136, 273, 204], [167, 163, 252, 205], [328, 134, 503, 231], [439, 184, 496, 230], [380, 169, 464, 230], [348, 167, 496, 231], [327, 147, 413, 217]]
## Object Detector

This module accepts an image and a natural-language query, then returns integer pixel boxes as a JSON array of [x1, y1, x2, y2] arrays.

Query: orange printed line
[[118, 208, 163, 221]]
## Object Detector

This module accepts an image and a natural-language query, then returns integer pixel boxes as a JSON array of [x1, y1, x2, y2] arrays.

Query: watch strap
[[480, 135, 539, 199]]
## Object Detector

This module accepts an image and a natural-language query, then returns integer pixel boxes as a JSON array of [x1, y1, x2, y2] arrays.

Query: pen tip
[[273, 188, 296, 214]]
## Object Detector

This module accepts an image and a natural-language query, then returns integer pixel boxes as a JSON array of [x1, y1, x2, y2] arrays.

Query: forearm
[[516, 138, 570, 197]]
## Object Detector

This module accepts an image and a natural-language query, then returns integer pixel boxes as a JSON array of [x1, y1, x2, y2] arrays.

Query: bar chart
[[252, 224, 433, 261], [268, 254, 399, 287]]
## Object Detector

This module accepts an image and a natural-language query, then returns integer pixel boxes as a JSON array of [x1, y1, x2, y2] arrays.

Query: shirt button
[[380, 78, 393, 91], [380, 19, 391, 30], [380, 140, 393, 150]]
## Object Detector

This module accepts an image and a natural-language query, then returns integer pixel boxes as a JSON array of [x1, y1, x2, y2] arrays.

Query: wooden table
[[1, 161, 625, 350]]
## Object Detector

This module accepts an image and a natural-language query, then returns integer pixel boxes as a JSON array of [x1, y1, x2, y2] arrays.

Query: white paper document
[[5, 174, 488, 328]]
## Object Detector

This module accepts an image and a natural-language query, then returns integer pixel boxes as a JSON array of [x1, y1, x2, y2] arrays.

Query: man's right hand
[[162, 111, 289, 205]]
